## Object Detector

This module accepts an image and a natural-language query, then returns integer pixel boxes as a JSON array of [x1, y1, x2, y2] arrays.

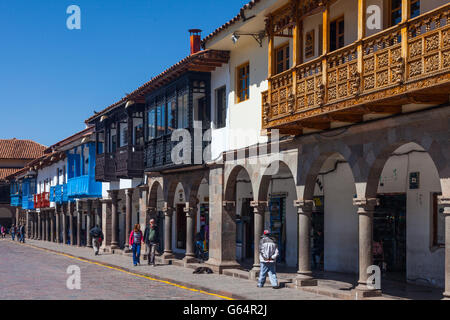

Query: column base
[[352, 283, 382, 299], [249, 265, 260, 280], [123, 247, 132, 253], [295, 273, 318, 287], [442, 291, 450, 300], [183, 255, 197, 264], [110, 243, 119, 250], [204, 259, 242, 274]]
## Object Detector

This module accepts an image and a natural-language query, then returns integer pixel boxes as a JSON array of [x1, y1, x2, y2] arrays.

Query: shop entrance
[[269, 197, 286, 263], [176, 204, 186, 250], [236, 198, 253, 261], [374, 194, 407, 280], [311, 196, 325, 270]]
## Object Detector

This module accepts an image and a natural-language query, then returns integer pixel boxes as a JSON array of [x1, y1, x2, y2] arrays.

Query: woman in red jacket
[[129, 224, 143, 266]]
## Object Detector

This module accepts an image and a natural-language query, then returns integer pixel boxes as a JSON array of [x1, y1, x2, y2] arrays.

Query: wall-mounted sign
[[409, 172, 420, 189]]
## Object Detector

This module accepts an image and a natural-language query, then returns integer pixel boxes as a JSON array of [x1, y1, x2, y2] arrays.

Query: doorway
[[269, 197, 286, 263], [311, 196, 325, 271], [176, 204, 186, 250], [374, 194, 407, 280]]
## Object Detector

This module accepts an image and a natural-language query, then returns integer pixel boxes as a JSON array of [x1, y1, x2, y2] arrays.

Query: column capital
[[183, 203, 196, 216], [353, 198, 379, 212], [107, 189, 119, 200], [293, 199, 314, 213], [147, 207, 156, 213], [162, 204, 173, 216], [250, 201, 268, 214], [438, 196, 450, 216], [125, 188, 134, 196], [222, 201, 236, 211]]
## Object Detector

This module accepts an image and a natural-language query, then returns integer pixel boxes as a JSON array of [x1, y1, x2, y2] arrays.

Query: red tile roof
[[201, 0, 262, 46], [85, 50, 229, 124], [0, 168, 21, 181], [0, 139, 46, 160]]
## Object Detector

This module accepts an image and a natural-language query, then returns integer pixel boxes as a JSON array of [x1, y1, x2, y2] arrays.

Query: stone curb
[[9, 240, 250, 300]]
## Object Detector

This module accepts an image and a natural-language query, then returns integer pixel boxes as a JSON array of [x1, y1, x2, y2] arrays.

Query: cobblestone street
[[0, 240, 223, 300]]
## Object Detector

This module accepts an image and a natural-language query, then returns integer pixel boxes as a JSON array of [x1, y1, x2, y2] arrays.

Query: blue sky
[[0, 0, 246, 146]]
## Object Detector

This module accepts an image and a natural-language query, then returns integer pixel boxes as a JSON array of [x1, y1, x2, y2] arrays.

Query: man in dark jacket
[[89, 225, 104, 256], [19, 225, 25, 243], [144, 219, 159, 266]]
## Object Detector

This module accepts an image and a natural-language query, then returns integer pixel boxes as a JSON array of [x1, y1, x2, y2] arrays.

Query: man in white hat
[[257, 230, 280, 289]]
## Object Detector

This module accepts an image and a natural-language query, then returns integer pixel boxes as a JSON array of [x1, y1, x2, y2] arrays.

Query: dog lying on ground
[[193, 267, 213, 274]]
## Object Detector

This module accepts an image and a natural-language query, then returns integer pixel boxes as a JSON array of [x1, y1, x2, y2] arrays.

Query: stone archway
[[365, 141, 445, 287]]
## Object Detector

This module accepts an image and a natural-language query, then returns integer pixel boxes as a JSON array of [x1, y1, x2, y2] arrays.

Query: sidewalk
[[4, 239, 335, 300]]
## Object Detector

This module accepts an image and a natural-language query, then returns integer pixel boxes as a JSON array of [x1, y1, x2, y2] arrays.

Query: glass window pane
[[148, 109, 155, 140]]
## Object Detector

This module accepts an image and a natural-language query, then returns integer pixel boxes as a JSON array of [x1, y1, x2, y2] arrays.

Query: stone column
[[183, 203, 196, 263], [294, 200, 317, 287], [100, 198, 112, 251], [353, 198, 381, 297], [249, 201, 267, 280], [161, 204, 174, 261], [69, 202, 75, 246], [76, 200, 82, 247], [62, 204, 67, 245], [86, 200, 93, 248], [37, 213, 41, 240], [15, 207, 19, 227], [124, 189, 133, 251], [50, 210, 55, 242], [55, 205, 60, 244], [439, 196, 450, 299], [30, 212, 35, 239], [44, 212, 49, 241], [25, 211, 30, 239], [109, 190, 119, 250], [96, 200, 102, 229]]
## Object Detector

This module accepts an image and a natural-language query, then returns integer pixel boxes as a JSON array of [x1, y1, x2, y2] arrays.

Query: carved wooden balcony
[[115, 145, 144, 179], [95, 153, 116, 182], [262, 4, 450, 134]]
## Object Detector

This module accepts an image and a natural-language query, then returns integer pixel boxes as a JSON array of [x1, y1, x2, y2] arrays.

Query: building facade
[[8, 0, 450, 299]]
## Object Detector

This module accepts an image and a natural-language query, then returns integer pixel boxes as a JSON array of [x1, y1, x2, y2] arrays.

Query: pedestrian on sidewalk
[[1, 225, 5, 238], [129, 224, 143, 266], [144, 219, 159, 266], [89, 225, 104, 256], [19, 224, 25, 243], [10, 225, 16, 241], [257, 230, 280, 289]]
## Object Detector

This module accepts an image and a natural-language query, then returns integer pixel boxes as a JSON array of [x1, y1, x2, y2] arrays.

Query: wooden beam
[[406, 93, 449, 105], [328, 113, 364, 123], [366, 105, 402, 114], [300, 121, 330, 130]]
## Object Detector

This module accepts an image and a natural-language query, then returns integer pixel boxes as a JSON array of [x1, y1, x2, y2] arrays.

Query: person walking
[[11, 224, 16, 241], [1, 225, 5, 238], [89, 225, 104, 256], [129, 224, 143, 266], [19, 224, 25, 243], [257, 230, 280, 289], [144, 219, 159, 266]]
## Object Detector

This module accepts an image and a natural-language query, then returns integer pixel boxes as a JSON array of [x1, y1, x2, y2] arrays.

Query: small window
[[432, 193, 445, 247], [305, 30, 315, 58], [167, 98, 177, 133], [390, 0, 402, 26], [147, 108, 156, 140], [215, 86, 227, 129], [177, 92, 189, 129], [330, 17, 344, 52], [156, 103, 166, 137], [275, 44, 290, 74], [97, 131, 104, 155], [410, 0, 420, 19], [236, 63, 250, 103]]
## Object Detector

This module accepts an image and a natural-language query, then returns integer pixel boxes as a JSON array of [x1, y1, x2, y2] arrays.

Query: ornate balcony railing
[[10, 194, 21, 207], [67, 175, 102, 199], [115, 145, 144, 178], [54, 184, 68, 203], [95, 153, 116, 182], [262, 3, 450, 131], [34, 192, 50, 209]]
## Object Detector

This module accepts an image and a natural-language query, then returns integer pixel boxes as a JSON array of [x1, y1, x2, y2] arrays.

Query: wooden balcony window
[[236, 62, 250, 103], [330, 16, 345, 52], [276, 43, 290, 74]]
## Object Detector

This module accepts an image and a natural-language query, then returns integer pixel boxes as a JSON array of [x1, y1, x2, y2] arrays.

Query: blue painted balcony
[[10, 194, 21, 207], [67, 175, 101, 199], [54, 184, 68, 203], [22, 195, 34, 210]]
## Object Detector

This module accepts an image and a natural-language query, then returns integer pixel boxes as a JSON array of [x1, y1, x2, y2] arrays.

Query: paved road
[[0, 240, 223, 300]]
